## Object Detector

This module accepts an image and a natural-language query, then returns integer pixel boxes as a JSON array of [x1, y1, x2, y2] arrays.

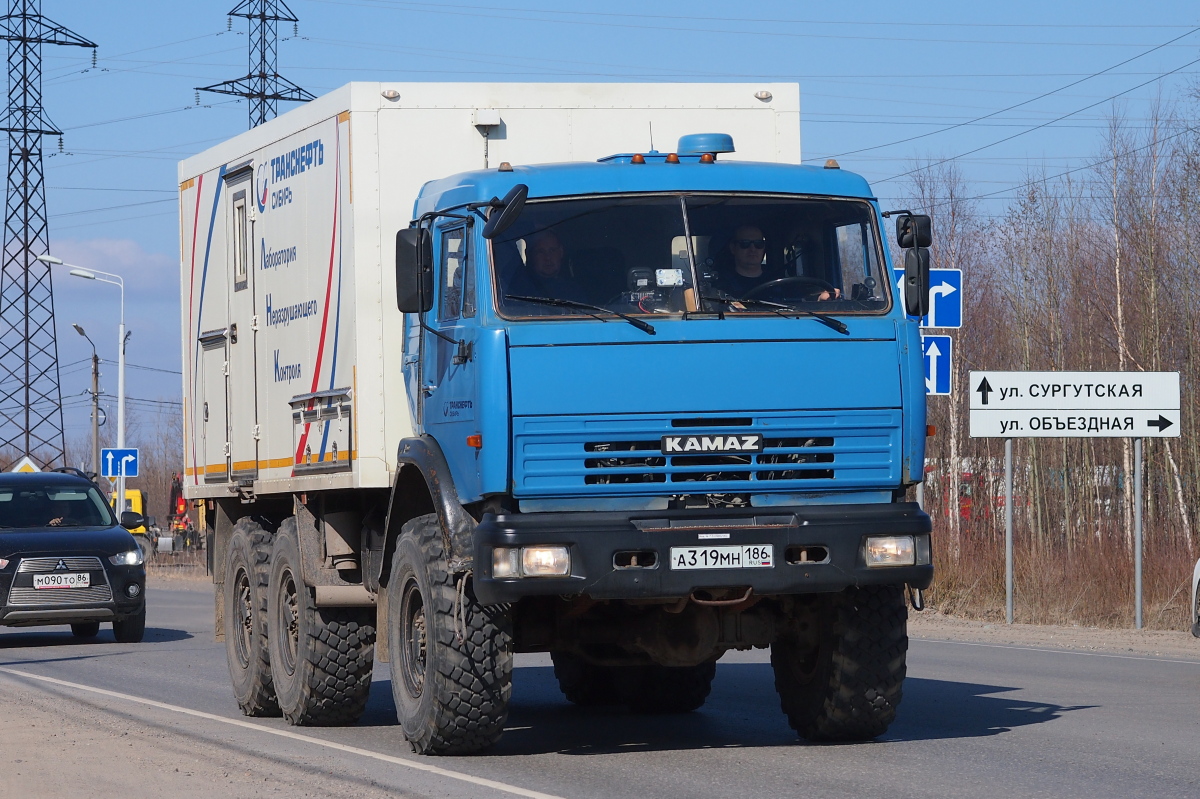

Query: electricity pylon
[[0, 1, 95, 467], [198, 1, 314, 128]]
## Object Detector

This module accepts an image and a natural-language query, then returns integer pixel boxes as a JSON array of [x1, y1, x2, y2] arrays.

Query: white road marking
[[0, 667, 566, 799], [913, 636, 1200, 665]]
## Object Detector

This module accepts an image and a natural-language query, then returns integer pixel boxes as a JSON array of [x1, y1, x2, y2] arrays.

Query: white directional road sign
[[101, 447, 140, 477], [969, 371, 1180, 438], [893, 268, 962, 328], [923, 335, 953, 395]]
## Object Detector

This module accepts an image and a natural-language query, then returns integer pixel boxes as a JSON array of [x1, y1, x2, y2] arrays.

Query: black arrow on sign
[[976, 377, 993, 405], [1147, 415, 1173, 432]]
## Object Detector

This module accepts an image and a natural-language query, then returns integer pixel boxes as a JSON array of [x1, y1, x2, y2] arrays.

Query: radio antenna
[[648, 121, 655, 152]]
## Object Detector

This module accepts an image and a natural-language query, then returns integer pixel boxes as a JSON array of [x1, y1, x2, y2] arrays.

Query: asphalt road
[[2, 580, 1198, 799]]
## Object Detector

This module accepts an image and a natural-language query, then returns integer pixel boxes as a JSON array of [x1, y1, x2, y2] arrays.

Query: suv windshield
[[0, 484, 116, 529], [493, 194, 889, 318]]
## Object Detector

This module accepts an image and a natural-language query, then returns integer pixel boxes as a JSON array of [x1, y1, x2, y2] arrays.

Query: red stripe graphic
[[186, 174, 203, 482], [294, 127, 341, 466]]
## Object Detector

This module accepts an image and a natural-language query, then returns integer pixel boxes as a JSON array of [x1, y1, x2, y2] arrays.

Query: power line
[[878, 55, 1200, 184], [819, 26, 1200, 161]]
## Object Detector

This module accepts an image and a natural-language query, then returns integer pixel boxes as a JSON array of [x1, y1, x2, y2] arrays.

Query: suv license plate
[[669, 545, 773, 570], [33, 573, 91, 589]]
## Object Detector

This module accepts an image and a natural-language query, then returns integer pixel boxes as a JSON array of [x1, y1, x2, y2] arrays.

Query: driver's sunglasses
[[735, 239, 767, 250]]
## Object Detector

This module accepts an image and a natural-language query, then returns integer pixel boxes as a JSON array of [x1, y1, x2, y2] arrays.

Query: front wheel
[[388, 513, 512, 755], [772, 585, 908, 742], [112, 607, 146, 643]]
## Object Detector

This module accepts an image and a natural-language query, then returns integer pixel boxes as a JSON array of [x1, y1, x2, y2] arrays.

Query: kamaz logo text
[[660, 434, 763, 454]]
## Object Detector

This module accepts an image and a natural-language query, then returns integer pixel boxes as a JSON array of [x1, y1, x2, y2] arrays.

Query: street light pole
[[72, 324, 100, 479], [38, 255, 126, 506]]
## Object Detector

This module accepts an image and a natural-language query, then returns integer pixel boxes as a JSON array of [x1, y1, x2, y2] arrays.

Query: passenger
[[719, 224, 840, 301], [506, 230, 587, 303]]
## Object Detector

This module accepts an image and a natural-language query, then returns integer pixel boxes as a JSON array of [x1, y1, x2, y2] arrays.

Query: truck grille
[[513, 411, 900, 497]]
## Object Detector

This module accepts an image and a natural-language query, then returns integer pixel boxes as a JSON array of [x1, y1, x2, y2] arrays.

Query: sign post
[[969, 371, 1180, 628]]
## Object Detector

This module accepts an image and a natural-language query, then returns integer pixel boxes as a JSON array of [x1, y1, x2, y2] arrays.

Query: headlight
[[109, 550, 144, 566], [864, 535, 915, 567], [491, 546, 570, 578], [521, 546, 570, 577]]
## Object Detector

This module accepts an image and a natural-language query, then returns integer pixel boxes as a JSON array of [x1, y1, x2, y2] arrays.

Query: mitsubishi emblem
[[55, 559, 68, 571]]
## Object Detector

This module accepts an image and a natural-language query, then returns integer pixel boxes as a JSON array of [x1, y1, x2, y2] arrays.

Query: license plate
[[33, 572, 91, 589], [669, 545, 774, 570]]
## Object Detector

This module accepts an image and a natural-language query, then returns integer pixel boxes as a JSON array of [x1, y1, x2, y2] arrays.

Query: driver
[[720, 225, 840, 302], [506, 229, 587, 303]]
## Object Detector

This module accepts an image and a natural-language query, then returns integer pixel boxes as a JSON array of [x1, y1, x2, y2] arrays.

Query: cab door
[[419, 223, 481, 498]]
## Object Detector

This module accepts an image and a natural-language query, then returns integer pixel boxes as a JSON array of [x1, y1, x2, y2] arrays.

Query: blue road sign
[[893, 268, 963, 329], [101, 447, 139, 478], [923, 335, 953, 395]]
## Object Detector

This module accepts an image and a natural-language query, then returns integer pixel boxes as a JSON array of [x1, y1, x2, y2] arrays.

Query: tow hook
[[907, 585, 925, 611]]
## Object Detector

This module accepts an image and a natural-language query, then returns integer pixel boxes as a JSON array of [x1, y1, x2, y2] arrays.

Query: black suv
[[0, 472, 147, 642]]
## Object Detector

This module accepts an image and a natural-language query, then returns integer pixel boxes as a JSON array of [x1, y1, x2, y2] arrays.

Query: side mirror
[[395, 227, 433, 313], [120, 511, 146, 530], [481, 183, 529, 240], [896, 214, 932, 248], [904, 247, 931, 317]]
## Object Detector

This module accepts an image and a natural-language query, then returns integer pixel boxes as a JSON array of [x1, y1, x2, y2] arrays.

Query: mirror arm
[[881, 208, 914, 219]]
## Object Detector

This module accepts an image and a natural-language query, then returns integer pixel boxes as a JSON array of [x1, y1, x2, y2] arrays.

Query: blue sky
[[31, 0, 1200, 442]]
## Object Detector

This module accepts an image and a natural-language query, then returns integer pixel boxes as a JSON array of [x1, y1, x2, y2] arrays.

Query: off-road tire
[[550, 652, 620, 706], [224, 518, 280, 717], [388, 513, 512, 755], [71, 622, 100, 638], [112, 606, 146, 643], [772, 585, 908, 742], [267, 518, 375, 726], [626, 662, 717, 713]]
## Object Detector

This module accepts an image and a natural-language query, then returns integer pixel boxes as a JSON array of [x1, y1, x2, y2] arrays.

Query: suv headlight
[[109, 550, 144, 566]]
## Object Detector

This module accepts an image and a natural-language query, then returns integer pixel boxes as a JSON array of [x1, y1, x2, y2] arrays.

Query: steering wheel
[[741, 276, 838, 302]]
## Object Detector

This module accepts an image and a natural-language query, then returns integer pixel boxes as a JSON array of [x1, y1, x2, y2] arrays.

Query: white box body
[[178, 82, 802, 499]]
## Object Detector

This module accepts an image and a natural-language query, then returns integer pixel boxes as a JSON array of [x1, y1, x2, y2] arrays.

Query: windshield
[[0, 484, 117, 529], [493, 194, 889, 318]]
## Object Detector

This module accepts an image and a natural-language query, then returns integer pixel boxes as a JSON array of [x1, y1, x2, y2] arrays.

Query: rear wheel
[[551, 652, 619, 706], [624, 662, 717, 713], [70, 622, 100, 638], [388, 513, 512, 754], [224, 518, 279, 716], [112, 606, 146, 643], [267, 518, 375, 726], [772, 585, 908, 742]]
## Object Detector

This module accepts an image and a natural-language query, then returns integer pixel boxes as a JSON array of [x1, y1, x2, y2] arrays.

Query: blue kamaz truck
[[181, 83, 932, 755]]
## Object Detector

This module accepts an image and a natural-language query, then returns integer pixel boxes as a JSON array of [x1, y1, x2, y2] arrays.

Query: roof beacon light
[[497, 161, 513, 172], [824, 159, 841, 170], [677, 133, 735, 158], [630, 153, 646, 164]]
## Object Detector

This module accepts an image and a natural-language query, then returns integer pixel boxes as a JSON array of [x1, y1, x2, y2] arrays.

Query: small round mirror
[[482, 184, 529, 239]]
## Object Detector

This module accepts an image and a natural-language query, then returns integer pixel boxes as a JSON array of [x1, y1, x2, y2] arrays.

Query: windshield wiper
[[503, 295, 656, 335], [701, 295, 849, 335]]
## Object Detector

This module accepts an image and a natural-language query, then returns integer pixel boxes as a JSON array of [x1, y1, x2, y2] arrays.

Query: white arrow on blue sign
[[923, 335, 953, 395], [101, 447, 139, 478], [893, 268, 963, 329]]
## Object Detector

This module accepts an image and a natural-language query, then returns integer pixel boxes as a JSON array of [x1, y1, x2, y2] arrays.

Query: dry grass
[[146, 549, 209, 581], [925, 527, 1195, 631]]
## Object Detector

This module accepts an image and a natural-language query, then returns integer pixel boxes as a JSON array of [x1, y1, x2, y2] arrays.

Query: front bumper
[[0, 563, 146, 628], [473, 501, 932, 605]]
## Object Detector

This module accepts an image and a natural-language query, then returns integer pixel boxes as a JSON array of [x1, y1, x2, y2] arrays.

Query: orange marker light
[[699, 153, 715, 163], [467, 434, 483, 449], [630, 154, 646, 164], [665, 153, 680, 164], [926, 425, 936, 437]]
